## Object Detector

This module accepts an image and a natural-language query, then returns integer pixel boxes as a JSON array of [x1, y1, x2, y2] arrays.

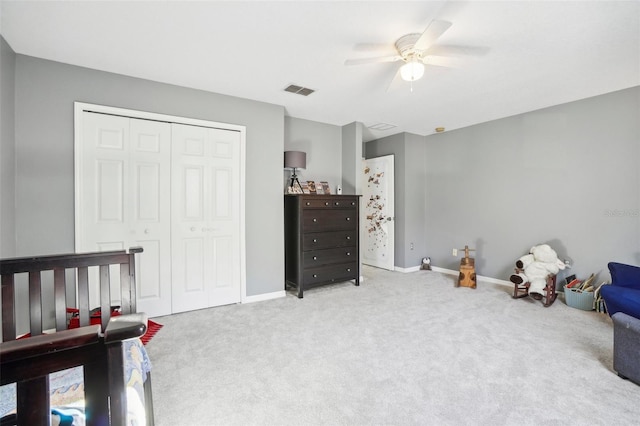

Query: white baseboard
[[431, 266, 512, 287], [243, 290, 286, 304], [391, 264, 512, 287], [245, 267, 511, 303], [394, 265, 421, 273]]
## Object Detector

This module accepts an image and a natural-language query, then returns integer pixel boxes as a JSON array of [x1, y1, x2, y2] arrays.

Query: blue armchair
[[600, 262, 640, 385], [600, 262, 640, 318]]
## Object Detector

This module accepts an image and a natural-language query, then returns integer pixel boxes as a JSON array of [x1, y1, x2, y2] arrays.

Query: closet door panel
[[172, 124, 242, 312], [129, 119, 172, 317], [207, 128, 241, 306], [78, 113, 171, 317], [171, 124, 212, 313]]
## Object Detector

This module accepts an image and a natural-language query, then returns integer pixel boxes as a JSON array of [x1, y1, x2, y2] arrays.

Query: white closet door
[[171, 123, 242, 313], [78, 112, 172, 317], [128, 118, 172, 317]]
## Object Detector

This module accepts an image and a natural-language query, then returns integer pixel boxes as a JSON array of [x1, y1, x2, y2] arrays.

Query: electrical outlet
[[410, 242, 414, 250], [452, 248, 458, 256]]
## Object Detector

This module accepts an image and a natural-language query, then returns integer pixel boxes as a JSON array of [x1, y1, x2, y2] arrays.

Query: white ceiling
[[1, 1, 639, 141]]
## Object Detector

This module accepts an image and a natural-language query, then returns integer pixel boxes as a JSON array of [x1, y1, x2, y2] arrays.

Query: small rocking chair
[[512, 268, 558, 307]]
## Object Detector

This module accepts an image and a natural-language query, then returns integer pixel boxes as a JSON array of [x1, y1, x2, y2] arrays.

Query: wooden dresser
[[284, 194, 361, 298]]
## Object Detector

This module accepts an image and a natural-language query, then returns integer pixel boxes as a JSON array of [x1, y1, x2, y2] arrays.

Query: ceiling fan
[[345, 20, 475, 90]]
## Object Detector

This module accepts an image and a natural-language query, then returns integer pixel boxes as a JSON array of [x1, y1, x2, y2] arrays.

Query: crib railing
[[0, 247, 153, 426]]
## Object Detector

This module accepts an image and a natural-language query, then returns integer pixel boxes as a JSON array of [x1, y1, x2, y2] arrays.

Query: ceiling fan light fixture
[[400, 60, 425, 82]]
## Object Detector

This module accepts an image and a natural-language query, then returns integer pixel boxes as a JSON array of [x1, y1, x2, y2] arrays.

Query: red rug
[[142, 319, 163, 345]]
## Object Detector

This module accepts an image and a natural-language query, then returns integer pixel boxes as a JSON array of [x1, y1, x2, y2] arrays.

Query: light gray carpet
[[146, 266, 640, 425]]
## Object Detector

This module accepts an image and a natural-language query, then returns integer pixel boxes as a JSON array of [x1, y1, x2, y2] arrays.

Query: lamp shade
[[284, 151, 306, 169], [400, 61, 425, 82]]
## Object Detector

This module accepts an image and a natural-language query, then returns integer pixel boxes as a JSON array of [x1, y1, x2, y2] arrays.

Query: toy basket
[[563, 286, 594, 311]]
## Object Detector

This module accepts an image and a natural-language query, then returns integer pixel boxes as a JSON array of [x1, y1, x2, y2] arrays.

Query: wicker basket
[[564, 285, 594, 311]]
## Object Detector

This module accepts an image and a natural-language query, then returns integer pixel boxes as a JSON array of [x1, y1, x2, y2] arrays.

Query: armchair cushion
[[608, 262, 640, 289], [601, 262, 640, 319]]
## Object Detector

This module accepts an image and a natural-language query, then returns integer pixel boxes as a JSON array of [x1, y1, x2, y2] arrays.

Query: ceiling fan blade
[[414, 20, 452, 51], [421, 55, 460, 68], [344, 55, 402, 66], [353, 43, 395, 52], [386, 65, 404, 92], [425, 44, 490, 57]]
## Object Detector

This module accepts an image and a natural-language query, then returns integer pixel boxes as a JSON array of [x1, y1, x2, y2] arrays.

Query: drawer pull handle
[[346, 217, 350, 221], [351, 202, 355, 205], [347, 268, 351, 272], [313, 256, 317, 260], [313, 274, 318, 278], [306, 202, 311, 206], [346, 252, 351, 256], [313, 218, 318, 222], [313, 239, 317, 243], [346, 236, 351, 240], [325, 202, 329, 206], [335, 202, 340, 206]]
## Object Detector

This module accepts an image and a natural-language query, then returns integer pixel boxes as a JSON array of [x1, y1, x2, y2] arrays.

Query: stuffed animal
[[510, 244, 567, 298]]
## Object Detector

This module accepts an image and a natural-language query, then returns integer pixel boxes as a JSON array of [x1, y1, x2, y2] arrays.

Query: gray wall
[[284, 116, 342, 192], [365, 87, 639, 281], [404, 133, 428, 268], [341, 121, 363, 195], [13, 54, 285, 298], [425, 87, 640, 282], [1, 36, 16, 257], [365, 132, 428, 269]]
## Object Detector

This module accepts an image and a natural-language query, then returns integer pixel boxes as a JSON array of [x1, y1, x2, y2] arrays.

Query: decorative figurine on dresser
[[284, 194, 361, 298]]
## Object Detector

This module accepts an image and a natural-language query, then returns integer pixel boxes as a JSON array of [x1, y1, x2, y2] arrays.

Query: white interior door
[[77, 112, 172, 317], [171, 123, 242, 313], [362, 155, 395, 270]]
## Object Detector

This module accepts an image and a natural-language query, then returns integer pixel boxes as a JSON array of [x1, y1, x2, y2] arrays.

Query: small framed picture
[[319, 181, 331, 194], [300, 181, 310, 194], [306, 180, 317, 194]]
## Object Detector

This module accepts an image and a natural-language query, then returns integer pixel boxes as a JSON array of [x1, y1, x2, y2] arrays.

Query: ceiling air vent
[[368, 123, 397, 131], [285, 84, 315, 96]]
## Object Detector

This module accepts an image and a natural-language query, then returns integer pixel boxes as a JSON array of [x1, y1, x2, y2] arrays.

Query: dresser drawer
[[303, 262, 359, 285], [302, 209, 356, 232], [303, 247, 356, 268], [301, 198, 358, 209], [303, 230, 356, 250]]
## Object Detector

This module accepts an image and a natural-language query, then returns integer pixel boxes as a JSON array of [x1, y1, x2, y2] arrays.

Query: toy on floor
[[510, 244, 568, 306], [456, 245, 476, 289], [421, 257, 431, 270]]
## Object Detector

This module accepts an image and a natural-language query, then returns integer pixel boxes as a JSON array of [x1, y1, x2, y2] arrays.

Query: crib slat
[[120, 262, 132, 315], [108, 342, 127, 425], [54, 268, 67, 331], [78, 266, 90, 327], [2, 274, 16, 341], [83, 351, 110, 426], [29, 272, 43, 336], [17, 377, 49, 425], [100, 264, 110, 331], [129, 249, 140, 313]]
